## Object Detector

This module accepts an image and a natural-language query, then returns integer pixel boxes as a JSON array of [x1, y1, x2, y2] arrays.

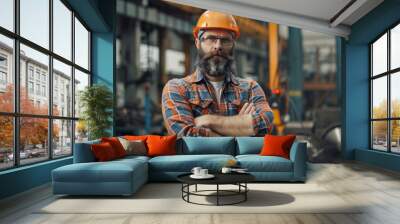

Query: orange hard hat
[[193, 11, 240, 39]]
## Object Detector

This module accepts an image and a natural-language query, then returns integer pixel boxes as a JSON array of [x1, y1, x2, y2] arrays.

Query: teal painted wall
[[344, 44, 369, 159], [344, 0, 400, 171], [0, 158, 72, 199], [0, 0, 116, 200], [288, 27, 304, 121], [92, 31, 115, 135]]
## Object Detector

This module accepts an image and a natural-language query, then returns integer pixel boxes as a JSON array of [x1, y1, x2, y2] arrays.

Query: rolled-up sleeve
[[249, 81, 274, 136], [161, 79, 211, 137]]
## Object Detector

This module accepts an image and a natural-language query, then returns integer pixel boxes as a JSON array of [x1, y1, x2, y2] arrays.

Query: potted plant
[[79, 84, 113, 140]]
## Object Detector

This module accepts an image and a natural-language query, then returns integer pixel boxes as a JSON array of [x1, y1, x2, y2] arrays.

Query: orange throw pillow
[[101, 137, 127, 158], [91, 142, 117, 161], [146, 135, 177, 157], [260, 135, 296, 159], [124, 135, 148, 141]]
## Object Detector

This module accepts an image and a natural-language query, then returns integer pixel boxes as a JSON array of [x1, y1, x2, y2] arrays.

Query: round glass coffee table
[[177, 172, 255, 206]]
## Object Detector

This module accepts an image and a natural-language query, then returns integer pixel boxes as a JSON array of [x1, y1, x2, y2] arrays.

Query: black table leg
[[217, 184, 219, 206], [181, 184, 183, 199], [245, 183, 247, 201], [187, 184, 190, 202], [195, 184, 197, 192]]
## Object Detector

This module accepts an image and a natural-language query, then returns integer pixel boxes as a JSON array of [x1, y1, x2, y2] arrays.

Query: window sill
[[0, 156, 72, 176]]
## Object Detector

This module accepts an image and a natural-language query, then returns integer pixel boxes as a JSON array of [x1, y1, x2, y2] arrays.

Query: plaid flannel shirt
[[161, 69, 273, 137]]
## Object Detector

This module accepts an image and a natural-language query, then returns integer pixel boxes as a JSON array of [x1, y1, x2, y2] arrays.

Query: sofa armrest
[[73, 140, 100, 163], [289, 141, 307, 181]]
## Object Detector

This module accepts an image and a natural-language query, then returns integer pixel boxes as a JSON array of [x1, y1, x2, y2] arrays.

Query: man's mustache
[[202, 52, 233, 61]]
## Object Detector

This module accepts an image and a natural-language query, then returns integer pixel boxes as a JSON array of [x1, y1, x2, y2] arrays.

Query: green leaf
[[79, 84, 113, 140]]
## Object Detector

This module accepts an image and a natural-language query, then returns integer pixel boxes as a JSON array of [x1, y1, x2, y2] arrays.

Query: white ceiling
[[167, 0, 384, 38], [228, 0, 352, 22]]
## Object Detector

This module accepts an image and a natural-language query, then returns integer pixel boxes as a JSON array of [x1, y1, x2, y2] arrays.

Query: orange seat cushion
[[101, 137, 127, 158], [91, 142, 118, 161], [260, 135, 296, 159], [146, 135, 177, 157]]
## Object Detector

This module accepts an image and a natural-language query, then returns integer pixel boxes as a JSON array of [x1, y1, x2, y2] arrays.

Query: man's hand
[[193, 116, 222, 136], [239, 102, 256, 115], [194, 114, 212, 128], [193, 102, 257, 136], [208, 129, 222, 137]]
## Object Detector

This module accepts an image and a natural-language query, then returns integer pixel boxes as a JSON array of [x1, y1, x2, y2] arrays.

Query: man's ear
[[195, 38, 200, 49]]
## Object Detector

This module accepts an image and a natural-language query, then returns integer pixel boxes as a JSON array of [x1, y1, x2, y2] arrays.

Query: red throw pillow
[[91, 142, 118, 161], [101, 137, 127, 158], [260, 135, 296, 159], [146, 135, 177, 157]]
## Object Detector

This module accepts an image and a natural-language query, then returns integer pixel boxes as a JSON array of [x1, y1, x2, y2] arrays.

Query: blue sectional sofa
[[52, 137, 307, 196]]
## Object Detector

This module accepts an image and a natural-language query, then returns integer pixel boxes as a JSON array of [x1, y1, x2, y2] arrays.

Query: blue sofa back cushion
[[73, 139, 100, 163], [236, 137, 264, 155], [178, 137, 235, 155]]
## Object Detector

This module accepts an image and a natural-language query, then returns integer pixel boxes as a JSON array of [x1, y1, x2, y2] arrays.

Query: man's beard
[[196, 47, 236, 78]]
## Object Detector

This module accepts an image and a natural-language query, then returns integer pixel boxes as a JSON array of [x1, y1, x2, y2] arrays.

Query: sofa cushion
[[260, 135, 296, 159], [118, 137, 147, 156], [52, 159, 147, 183], [148, 154, 235, 172], [235, 137, 264, 155], [91, 142, 118, 161], [114, 155, 150, 163], [101, 137, 127, 158], [179, 137, 235, 155], [236, 155, 293, 172], [147, 135, 177, 157], [73, 139, 100, 163]]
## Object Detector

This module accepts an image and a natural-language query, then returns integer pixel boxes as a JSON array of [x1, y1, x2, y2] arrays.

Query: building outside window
[[28, 81, 34, 94], [35, 83, 40, 95], [35, 70, 40, 81], [28, 67, 34, 80], [42, 85, 46, 97], [0, 54, 7, 89], [0, 54, 7, 67], [41, 73, 46, 83], [0, 71, 6, 84]]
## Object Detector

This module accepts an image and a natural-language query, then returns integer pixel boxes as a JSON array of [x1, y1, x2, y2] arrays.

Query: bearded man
[[161, 11, 273, 137]]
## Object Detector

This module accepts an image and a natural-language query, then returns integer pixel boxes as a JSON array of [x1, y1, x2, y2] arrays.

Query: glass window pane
[[53, 59, 72, 117], [75, 120, 88, 143], [20, 44, 49, 115], [20, 0, 49, 49], [0, 34, 14, 112], [0, 0, 14, 31], [53, 119, 72, 158], [0, 116, 14, 170], [74, 69, 89, 118], [391, 24, 400, 70], [20, 117, 49, 165], [391, 120, 400, 153], [53, 0, 72, 60], [74, 17, 89, 70], [372, 33, 387, 76], [391, 72, 400, 118], [372, 77, 387, 119], [372, 121, 388, 151]]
